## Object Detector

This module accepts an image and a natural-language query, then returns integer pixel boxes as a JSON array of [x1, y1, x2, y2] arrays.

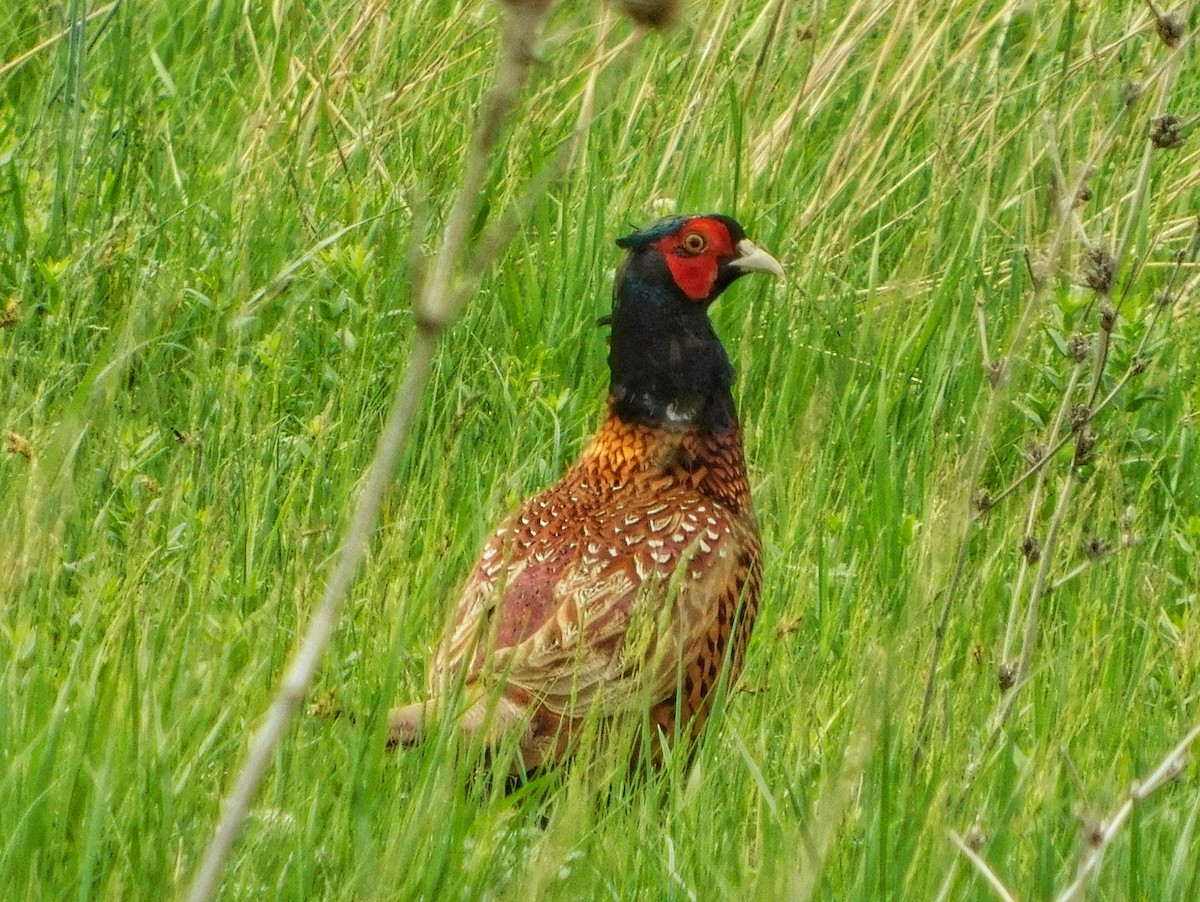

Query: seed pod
[[1067, 332, 1091, 362], [1084, 244, 1116, 294], [1156, 12, 1185, 48], [1150, 115, 1186, 150], [1021, 535, 1041, 564]]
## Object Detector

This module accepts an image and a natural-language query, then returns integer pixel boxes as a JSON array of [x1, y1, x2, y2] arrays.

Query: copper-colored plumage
[[388, 214, 782, 771]]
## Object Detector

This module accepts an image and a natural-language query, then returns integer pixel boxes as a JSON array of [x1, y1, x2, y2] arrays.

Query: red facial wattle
[[652, 216, 738, 302]]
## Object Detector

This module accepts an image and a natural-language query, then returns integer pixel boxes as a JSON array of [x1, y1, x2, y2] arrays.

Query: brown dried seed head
[[965, 826, 987, 853], [1074, 184, 1092, 207], [1020, 535, 1041, 564], [1100, 301, 1117, 333], [1084, 245, 1117, 294], [614, 0, 679, 28], [1150, 115, 1186, 150], [1123, 80, 1145, 107], [1083, 535, 1112, 560], [1131, 355, 1149, 376], [973, 490, 993, 513], [1156, 12, 1185, 48], [998, 662, 1017, 691], [1024, 438, 1047, 466], [1067, 331, 1091, 362]]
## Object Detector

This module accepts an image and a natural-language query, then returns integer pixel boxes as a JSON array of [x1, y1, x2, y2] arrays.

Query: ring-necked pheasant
[[389, 213, 783, 771]]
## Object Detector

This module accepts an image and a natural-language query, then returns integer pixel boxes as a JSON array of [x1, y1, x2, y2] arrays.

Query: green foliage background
[[2, 0, 1199, 897]]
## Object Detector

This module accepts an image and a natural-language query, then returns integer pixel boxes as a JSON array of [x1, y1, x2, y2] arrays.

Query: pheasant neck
[[606, 284, 737, 433]]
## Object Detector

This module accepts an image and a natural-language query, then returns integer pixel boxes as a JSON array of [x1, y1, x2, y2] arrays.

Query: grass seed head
[[5, 432, 33, 460]]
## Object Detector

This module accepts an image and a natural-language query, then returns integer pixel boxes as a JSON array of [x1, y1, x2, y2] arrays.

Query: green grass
[[3, 0, 1200, 898]]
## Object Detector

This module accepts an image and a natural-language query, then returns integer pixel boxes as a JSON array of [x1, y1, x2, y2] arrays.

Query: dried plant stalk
[[185, 3, 565, 899]]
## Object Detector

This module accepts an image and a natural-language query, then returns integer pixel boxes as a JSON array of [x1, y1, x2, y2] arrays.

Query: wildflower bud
[[613, 0, 679, 28], [1067, 332, 1091, 362], [1156, 12, 1185, 48], [1150, 115, 1186, 150], [1084, 245, 1116, 294], [1099, 301, 1117, 332], [1021, 535, 1041, 564]]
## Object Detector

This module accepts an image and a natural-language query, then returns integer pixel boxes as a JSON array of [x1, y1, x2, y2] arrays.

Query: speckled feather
[[390, 405, 761, 768]]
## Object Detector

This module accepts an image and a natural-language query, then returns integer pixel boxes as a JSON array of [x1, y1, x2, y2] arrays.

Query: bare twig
[[999, 361, 1084, 663], [1052, 720, 1200, 902], [185, 3, 564, 899]]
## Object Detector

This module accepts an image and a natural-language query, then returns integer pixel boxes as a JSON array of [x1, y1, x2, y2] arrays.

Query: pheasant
[[389, 213, 784, 771]]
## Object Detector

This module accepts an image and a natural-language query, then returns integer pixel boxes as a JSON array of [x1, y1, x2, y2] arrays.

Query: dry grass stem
[[950, 830, 1020, 902], [185, 3, 567, 898], [915, 15, 1194, 764], [1052, 720, 1200, 902]]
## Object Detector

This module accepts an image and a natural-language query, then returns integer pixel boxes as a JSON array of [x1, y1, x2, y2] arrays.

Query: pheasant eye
[[681, 232, 707, 254]]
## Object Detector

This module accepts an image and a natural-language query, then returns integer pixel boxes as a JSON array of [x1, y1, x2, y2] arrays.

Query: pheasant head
[[606, 214, 784, 432]]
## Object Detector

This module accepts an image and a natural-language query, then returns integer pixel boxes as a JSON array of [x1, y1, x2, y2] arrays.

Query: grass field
[[3, 0, 1200, 898]]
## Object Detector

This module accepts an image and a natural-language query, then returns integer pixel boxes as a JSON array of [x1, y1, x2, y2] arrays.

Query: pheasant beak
[[729, 239, 785, 279]]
